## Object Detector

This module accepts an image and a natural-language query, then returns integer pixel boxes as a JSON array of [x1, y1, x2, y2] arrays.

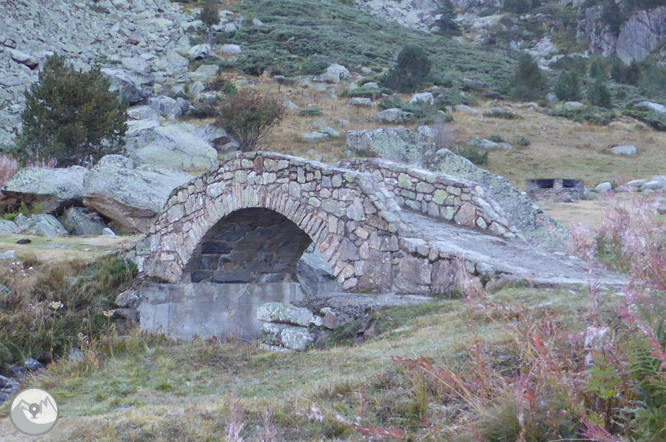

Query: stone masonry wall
[[340, 158, 521, 239]]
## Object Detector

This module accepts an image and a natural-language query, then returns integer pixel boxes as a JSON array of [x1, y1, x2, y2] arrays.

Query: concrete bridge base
[[138, 282, 303, 340]]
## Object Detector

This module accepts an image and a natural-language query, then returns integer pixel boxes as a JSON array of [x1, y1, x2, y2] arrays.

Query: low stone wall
[[340, 158, 520, 239], [138, 282, 303, 340]]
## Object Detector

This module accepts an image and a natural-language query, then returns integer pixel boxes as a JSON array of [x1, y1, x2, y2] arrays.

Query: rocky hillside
[[0, 0, 199, 146], [353, 0, 666, 71]]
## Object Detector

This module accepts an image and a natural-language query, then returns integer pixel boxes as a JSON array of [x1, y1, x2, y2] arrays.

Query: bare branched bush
[[433, 119, 456, 151], [0, 154, 18, 187], [224, 395, 246, 442]]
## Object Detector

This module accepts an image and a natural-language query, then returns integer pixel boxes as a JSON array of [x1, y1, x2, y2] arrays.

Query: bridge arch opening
[[184, 208, 314, 284]]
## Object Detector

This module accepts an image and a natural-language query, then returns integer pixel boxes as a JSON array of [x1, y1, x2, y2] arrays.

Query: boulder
[[469, 137, 513, 150], [127, 105, 160, 121], [638, 101, 666, 115], [371, 108, 413, 124], [320, 127, 340, 137], [296, 247, 340, 295], [257, 302, 314, 326], [300, 132, 329, 143], [454, 104, 479, 114], [166, 50, 189, 74], [188, 44, 212, 59], [220, 44, 242, 56], [125, 122, 219, 171], [363, 82, 380, 90], [283, 101, 299, 110], [595, 182, 613, 193], [147, 96, 183, 120], [318, 64, 351, 83], [564, 101, 585, 109], [611, 145, 637, 155], [0, 250, 16, 260], [189, 64, 219, 82], [101, 67, 155, 105], [83, 155, 193, 233], [347, 126, 432, 163], [351, 97, 372, 107], [61, 207, 107, 236], [115, 290, 145, 309], [410, 92, 434, 105], [2, 166, 88, 213], [121, 56, 150, 74], [193, 124, 234, 151], [17, 214, 68, 237], [0, 221, 19, 234], [640, 180, 664, 191]]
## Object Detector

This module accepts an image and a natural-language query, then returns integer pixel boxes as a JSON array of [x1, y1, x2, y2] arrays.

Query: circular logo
[[9, 388, 59, 436]]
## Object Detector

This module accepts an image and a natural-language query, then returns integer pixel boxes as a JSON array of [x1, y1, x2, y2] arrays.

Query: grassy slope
[[0, 285, 615, 441], [225, 0, 516, 90]]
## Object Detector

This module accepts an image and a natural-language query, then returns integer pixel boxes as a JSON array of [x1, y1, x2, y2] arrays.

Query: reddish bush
[[214, 91, 284, 152]]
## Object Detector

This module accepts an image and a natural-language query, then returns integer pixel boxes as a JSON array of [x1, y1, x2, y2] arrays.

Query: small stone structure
[[526, 178, 584, 202]]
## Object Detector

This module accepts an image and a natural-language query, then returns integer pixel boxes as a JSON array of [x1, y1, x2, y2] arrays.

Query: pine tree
[[511, 54, 547, 101], [17, 54, 127, 166], [381, 46, 432, 92], [436, 0, 461, 37], [554, 70, 581, 101], [201, 1, 220, 45]]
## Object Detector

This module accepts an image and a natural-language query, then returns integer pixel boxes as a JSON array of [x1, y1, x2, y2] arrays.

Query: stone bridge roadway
[[141, 152, 625, 295]]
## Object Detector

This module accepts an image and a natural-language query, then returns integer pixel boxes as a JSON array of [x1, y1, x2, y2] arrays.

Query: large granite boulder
[[83, 155, 193, 233], [14, 213, 67, 237], [347, 126, 432, 163], [61, 207, 107, 236], [2, 166, 88, 212], [124, 122, 219, 172], [101, 67, 155, 105]]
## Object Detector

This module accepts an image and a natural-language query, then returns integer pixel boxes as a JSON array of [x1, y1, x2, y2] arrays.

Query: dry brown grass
[[221, 77, 666, 191], [0, 234, 140, 265]]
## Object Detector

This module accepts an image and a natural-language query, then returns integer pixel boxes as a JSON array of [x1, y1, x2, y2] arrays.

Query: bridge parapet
[[340, 158, 521, 239]]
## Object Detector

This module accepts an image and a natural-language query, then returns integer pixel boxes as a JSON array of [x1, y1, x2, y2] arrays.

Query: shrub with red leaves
[[214, 91, 284, 152]]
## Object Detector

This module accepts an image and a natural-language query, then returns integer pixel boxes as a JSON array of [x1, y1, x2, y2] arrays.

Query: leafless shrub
[[0, 154, 18, 187], [433, 119, 456, 151]]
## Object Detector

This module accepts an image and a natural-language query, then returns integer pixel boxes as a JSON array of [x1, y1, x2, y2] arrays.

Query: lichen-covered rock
[[61, 207, 107, 236], [83, 155, 193, 233], [347, 127, 431, 163], [371, 108, 413, 124], [15, 214, 67, 237], [280, 326, 315, 351], [125, 122, 218, 172], [317, 64, 351, 83], [256, 302, 314, 326], [2, 166, 88, 213]]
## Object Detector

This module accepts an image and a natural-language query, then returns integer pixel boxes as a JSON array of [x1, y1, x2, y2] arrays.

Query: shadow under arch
[[184, 208, 314, 284]]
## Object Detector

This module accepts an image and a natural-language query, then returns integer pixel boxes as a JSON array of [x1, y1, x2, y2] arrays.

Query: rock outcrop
[[83, 155, 193, 233], [2, 166, 88, 212], [0, 0, 198, 144]]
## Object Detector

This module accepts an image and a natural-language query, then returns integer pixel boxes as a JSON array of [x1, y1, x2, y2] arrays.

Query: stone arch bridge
[[141, 152, 622, 295]]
